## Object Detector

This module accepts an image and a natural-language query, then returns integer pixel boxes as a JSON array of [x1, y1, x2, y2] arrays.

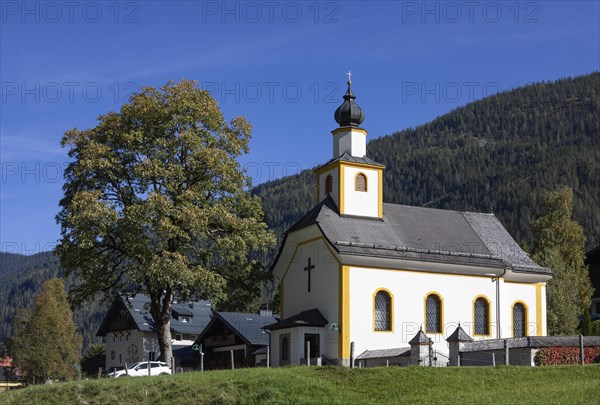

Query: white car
[[108, 361, 172, 378]]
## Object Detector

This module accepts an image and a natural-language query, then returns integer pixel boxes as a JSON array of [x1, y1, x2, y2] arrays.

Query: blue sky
[[1, 1, 599, 254]]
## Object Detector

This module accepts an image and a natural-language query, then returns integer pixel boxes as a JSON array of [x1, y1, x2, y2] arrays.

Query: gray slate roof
[[264, 308, 328, 330], [320, 152, 386, 169], [356, 347, 411, 360], [281, 196, 549, 274], [96, 294, 213, 336], [446, 325, 473, 342], [461, 336, 600, 352], [409, 329, 430, 345], [215, 312, 279, 346]]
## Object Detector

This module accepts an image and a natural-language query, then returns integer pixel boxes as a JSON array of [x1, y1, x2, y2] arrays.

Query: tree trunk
[[149, 287, 174, 367]]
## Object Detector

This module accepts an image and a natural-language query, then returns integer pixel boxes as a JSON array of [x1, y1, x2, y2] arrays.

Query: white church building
[[265, 78, 552, 367]]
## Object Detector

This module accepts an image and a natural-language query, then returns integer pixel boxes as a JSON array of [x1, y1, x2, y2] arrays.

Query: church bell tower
[[314, 74, 385, 219]]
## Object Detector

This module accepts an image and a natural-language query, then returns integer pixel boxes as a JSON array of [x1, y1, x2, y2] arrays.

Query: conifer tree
[[11, 278, 82, 382]]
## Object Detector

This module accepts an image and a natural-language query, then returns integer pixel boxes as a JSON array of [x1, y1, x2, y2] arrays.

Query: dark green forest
[[1, 73, 599, 349]]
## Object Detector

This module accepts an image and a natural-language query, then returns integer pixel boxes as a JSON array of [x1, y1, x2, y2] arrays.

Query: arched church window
[[374, 289, 392, 331], [425, 293, 442, 333], [474, 296, 490, 335], [513, 302, 527, 337], [355, 173, 367, 192], [280, 334, 290, 362], [325, 175, 333, 194]]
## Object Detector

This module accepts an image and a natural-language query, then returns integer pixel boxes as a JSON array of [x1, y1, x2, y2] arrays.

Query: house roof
[[203, 312, 279, 346], [277, 195, 549, 275], [96, 294, 213, 336], [356, 347, 411, 360], [264, 308, 328, 331]]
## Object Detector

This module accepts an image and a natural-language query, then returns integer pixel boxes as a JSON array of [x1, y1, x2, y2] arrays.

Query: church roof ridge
[[273, 196, 550, 276]]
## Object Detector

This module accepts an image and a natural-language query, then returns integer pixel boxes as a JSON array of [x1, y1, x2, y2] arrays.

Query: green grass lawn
[[1, 365, 599, 405]]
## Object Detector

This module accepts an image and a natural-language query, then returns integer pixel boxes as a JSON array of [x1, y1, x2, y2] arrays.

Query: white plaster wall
[[281, 238, 340, 360], [342, 166, 379, 218], [105, 329, 144, 370], [271, 326, 327, 367], [347, 266, 544, 358], [333, 130, 366, 158], [317, 168, 339, 206], [499, 281, 543, 337]]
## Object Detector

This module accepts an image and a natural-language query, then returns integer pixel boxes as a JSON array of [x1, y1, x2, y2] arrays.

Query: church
[[265, 77, 553, 367]]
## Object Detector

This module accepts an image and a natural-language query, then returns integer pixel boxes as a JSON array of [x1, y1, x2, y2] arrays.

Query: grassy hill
[[1, 365, 599, 404]]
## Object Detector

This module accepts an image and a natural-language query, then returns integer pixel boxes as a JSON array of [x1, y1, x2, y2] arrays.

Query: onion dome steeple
[[334, 73, 365, 128]]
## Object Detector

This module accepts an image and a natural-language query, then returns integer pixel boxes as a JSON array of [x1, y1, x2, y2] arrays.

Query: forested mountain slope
[[0, 252, 108, 348], [255, 73, 600, 250]]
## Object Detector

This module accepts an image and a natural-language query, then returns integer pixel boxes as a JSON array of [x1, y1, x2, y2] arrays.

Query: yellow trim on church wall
[[314, 160, 341, 176], [339, 265, 350, 360], [331, 127, 368, 135], [535, 284, 543, 336], [339, 163, 346, 214], [280, 282, 284, 319], [372, 288, 394, 332], [378, 170, 383, 218], [471, 294, 492, 337], [316, 175, 320, 204], [511, 300, 529, 337], [423, 291, 444, 334]]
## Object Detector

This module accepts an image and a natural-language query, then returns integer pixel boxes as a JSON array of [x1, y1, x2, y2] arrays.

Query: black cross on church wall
[[304, 257, 315, 292]]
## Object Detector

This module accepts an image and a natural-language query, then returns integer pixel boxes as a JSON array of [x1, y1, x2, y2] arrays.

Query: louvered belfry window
[[426, 294, 442, 333], [513, 303, 526, 337], [374, 291, 391, 331], [325, 175, 333, 194], [474, 297, 489, 335], [355, 173, 367, 192]]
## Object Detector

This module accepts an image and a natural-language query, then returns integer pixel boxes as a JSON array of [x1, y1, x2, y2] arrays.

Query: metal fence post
[[350, 341, 355, 369], [230, 350, 235, 370], [266, 345, 270, 368], [306, 340, 310, 366]]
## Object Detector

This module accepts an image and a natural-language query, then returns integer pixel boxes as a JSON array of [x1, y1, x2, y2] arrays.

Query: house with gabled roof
[[96, 293, 212, 371], [194, 310, 278, 369]]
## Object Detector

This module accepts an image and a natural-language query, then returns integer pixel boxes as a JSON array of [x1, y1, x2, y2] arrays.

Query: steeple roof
[[334, 80, 365, 127]]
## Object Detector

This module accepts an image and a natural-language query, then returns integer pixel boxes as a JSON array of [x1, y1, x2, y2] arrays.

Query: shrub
[[534, 346, 600, 366]]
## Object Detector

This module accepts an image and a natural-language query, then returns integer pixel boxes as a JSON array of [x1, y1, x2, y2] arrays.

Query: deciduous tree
[[56, 79, 275, 366], [532, 186, 593, 335]]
